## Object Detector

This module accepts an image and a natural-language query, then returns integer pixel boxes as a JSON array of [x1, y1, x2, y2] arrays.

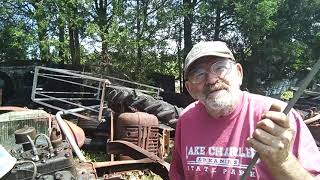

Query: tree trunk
[[38, 29, 49, 62], [177, 26, 183, 93], [134, 0, 142, 80], [183, 0, 193, 58], [74, 27, 80, 66], [58, 24, 65, 64], [31, 1, 49, 62], [68, 26, 81, 66], [69, 26, 75, 65], [68, 4, 81, 66], [214, 1, 222, 40], [183, 0, 196, 94]]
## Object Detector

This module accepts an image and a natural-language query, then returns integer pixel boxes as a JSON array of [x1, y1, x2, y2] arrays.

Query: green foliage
[[1, 0, 320, 93], [235, 0, 279, 45], [280, 90, 293, 101], [121, 170, 163, 180], [81, 150, 108, 162]]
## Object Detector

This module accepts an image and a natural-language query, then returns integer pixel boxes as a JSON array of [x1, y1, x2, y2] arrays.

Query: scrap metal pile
[[293, 89, 320, 148], [0, 66, 184, 180]]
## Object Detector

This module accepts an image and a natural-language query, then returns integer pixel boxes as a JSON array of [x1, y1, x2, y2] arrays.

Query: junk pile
[[293, 89, 320, 148], [0, 66, 180, 179]]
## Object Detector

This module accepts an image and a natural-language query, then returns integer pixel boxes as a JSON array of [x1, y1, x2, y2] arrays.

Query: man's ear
[[236, 63, 243, 85], [185, 80, 192, 94], [185, 81, 197, 100]]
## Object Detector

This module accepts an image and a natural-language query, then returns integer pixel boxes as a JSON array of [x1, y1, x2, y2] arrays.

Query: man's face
[[185, 56, 243, 116]]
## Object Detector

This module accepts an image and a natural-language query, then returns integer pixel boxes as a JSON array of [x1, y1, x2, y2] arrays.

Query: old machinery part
[[0, 110, 49, 150], [49, 119, 63, 148], [26, 135, 40, 161], [5, 134, 78, 180], [14, 126, 37, 151], [56, 108, 88, 162], [94, 140, 170, 180], [64, 120, 85, 148], [34, 134, 55, 158], [117, 112, 159, 155], [107, 87, 183, 127]]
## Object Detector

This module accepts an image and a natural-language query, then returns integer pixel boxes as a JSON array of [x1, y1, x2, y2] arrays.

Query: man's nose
[[205, 72, 219, 84]]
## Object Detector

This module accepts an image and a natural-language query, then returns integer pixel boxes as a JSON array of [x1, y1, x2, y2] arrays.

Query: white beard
[[197, 83, 241, 117]]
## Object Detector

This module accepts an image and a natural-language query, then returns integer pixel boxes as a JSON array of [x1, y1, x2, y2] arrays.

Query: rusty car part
[[93, 140, 169, 180], [50, 119, 63, 148], [158, 124, 175, 159], [6, 129, 79, 180], [14, 126, 37, 151], [0, 110, 49, 150], [14, 126, 36, 144], [64, 120, 86, 148], [117, 112, 159, 155]]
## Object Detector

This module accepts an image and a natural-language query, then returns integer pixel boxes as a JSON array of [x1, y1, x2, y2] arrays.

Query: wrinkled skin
[[185, 56, 243, 118], [247, 106, 295, 165]]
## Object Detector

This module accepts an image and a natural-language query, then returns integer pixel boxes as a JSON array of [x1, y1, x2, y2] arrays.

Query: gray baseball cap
[[184, 41, 235, 78]]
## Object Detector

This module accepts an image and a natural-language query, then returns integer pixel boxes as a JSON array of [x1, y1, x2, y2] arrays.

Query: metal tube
[[34, 134, 54, 157], [35, 100, 98, 121], [37, 66, 111, 83], [34, 97, 97, 101], [65, 69, 163, 92], [31, 67, 39, 101], [97, 81, 107, 122], [27, 135, 39, 161], [56, 109, 88, 162], [37, 73, 83, 79], [34, 92, 100, 113], [38, 91, 96, 95]]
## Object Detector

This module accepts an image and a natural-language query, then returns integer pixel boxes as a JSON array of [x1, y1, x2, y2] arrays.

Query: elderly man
[[169, 41, 320, 179]]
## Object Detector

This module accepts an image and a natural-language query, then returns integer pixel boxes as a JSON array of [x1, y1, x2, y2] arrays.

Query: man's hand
[[247, 104, 295, 168], [246, 104, 315, 180]]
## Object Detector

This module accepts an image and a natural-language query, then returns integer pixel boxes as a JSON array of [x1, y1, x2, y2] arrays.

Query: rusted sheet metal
[[65, 120, 86, 148], [100, 140, 170, 180], [117, 112, 159, 155]]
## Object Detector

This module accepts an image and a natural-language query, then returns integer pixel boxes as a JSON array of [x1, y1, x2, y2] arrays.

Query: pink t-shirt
[[169, 91, 320, 180]]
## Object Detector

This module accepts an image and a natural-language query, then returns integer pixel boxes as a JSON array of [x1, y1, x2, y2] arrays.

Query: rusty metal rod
[[241, 57, 320, 180]]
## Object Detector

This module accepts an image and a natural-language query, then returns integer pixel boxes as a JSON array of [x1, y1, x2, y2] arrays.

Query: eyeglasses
[[187, 60, 235, 84]]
